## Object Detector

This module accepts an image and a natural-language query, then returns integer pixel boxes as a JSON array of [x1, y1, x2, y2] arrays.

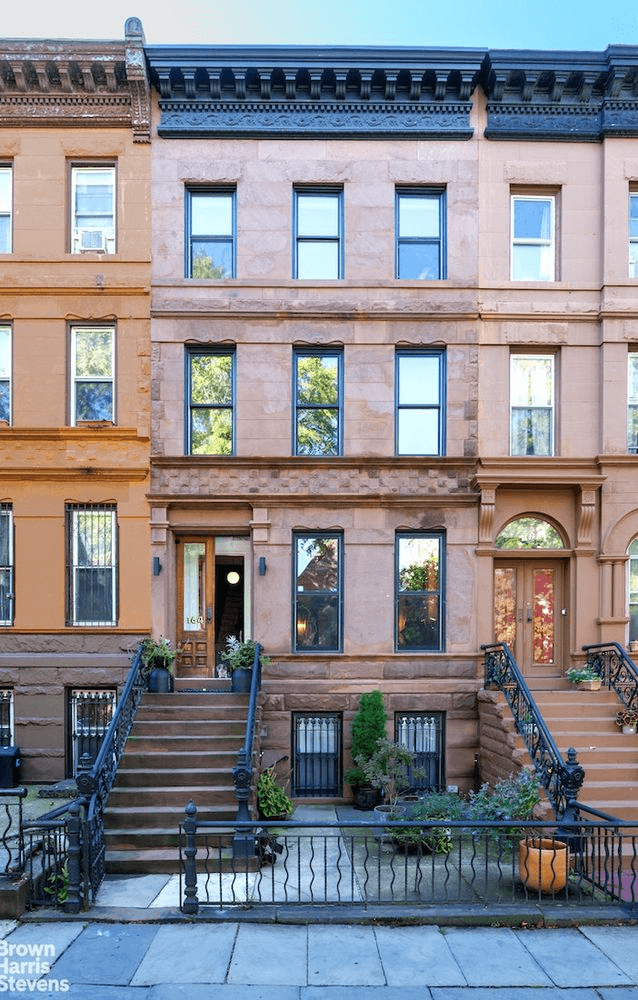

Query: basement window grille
[[292, 713, 342, 797], [395, 712, 445, 791], [65, 503, 118, 626], [69, 688, 116, 776]]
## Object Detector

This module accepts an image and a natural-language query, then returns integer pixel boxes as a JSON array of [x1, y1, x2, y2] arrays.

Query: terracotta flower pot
[[519, 837, 569, 893]]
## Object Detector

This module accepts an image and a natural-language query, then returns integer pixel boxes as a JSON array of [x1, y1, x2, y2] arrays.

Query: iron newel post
[[232, 749, 255, 858]]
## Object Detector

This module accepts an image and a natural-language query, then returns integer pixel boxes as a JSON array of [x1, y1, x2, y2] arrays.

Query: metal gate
[[395, 712, 444, 790], [292, 713, 341, 796], [69, 689, 116, 775]]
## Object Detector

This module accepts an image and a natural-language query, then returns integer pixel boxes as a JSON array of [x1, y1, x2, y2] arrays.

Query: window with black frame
[[186, 189, 235, 279], [396, 349, 445, 456], [293, 188, 343, 279], [396, 533, 444, 651], [65, 504, 117, 627], [294, 533, 342, 652], [294, 349, 342, 456], [186, 348, 234, 455], [395, 712, 444, 791], [396, 188, 446, 280], [292, 712, 342, 796]]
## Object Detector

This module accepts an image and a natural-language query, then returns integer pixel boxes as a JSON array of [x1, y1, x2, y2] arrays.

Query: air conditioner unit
[[77, 229, 106, 252]]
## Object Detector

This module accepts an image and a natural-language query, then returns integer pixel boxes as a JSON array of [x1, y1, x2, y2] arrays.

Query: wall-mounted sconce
[[259, 556, 267, 576], [152, 556, 162, 576]]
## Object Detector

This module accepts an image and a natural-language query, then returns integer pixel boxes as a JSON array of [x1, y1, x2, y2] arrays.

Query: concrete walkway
[[1, 918, 637, 997]]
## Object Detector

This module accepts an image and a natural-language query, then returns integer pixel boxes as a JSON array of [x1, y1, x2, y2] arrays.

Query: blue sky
[[5, 0, 638, 50]]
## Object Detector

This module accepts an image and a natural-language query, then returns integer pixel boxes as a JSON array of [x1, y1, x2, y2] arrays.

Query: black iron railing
[[72, 642, 146, 907], [232, 643, 262, 858], [0, 788, 25, 875], [180, 809, 638, 915], [482, 642, 585, 819], [584, 642, 638, 714]]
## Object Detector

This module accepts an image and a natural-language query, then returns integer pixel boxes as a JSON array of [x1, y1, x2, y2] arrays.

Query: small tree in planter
[[343, 690, 387, 809]]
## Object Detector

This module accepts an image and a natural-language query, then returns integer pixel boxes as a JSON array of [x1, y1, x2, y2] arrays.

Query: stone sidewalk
[[0, 919, 637, 998]]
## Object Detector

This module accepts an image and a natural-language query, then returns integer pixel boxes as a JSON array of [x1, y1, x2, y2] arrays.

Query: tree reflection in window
[[495, 517, 563, 550]]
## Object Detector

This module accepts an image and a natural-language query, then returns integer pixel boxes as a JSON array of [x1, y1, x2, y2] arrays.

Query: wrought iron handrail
[[232, 642, 262, 857], [482, 642, 585, 819], [72, 642, 147, 906], [583, 642, 638, 714]]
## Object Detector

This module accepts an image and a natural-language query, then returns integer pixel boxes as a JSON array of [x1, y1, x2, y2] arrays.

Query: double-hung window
[[510, 353, 555, 456], [294, 349, 342, 456], [186, 188, 235, 278], [0, 504, 14, 627], [0, 166, 12, 253], [0, 326, 10, 424], [396, 533, 444, 652], [396, 349, 445, 455], [70, 327, 115, 424], [629, 352, 638, 453], [511, 193, 556, 281], [65, 504, 117, 627], [186, 348, 235, 455], [294, 188, 343, 279], [396, 188, 446, 279], [294, 533, 342, 652], [630, 193, 638, 278], [629, 538, 638, 642], [71, 165, 116, 254]]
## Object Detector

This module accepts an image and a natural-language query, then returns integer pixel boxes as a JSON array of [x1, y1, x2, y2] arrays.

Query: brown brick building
[[0, 19, 152, 780], [143, 42, 638, 799]]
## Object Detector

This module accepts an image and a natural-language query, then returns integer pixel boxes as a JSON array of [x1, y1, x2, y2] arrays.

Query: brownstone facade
[[0, 19, 151, 779]]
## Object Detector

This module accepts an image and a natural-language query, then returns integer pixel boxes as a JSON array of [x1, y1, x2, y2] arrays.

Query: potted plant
[[343, 690, 387, 810], [565, 666, 602, 690], [615, 708, 638, 734], [357, 737, 419, 839], [391, 790, 463, 854], [256, 765, 294, 820], [140, 636, 180, 693], [220, 636, 269, 693]]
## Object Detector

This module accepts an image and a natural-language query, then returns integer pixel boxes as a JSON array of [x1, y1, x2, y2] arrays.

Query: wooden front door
[[176, 536, 247, 677], [177, 537, 215, 677], [493, 559, 566, 677]]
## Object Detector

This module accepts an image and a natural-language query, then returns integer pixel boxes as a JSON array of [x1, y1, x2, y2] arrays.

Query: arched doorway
[[493, 516, 567, 679]]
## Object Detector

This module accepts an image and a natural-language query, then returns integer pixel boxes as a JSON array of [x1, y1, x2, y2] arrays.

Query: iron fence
[[179, 809, 638, 915]]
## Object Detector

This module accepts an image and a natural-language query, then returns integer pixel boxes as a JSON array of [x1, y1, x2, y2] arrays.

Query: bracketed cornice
[[484, 46, 638, 140], [145, 46, 484, 139], [0, 17, 151, 141]]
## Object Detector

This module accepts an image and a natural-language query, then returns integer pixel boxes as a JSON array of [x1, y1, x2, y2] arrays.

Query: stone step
[[112, 767, 236, 788], [118, 751, 238, 770], [126, 720, 247, 737], [123, 735, 242, 753], [108, 786, 237, 811]]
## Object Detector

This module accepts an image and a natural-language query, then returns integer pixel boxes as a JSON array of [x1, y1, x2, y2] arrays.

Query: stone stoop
[[104, 683, 260, 874], [532, 686, 638, 824]]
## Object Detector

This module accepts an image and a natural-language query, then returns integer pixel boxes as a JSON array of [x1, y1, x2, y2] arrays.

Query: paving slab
[[59, 988, 151, 1000], [151, 987, 300, 1000], [302, 989, 431, 1000], [431, 990, 601, 1000], [228, 923, 307, 985], [580, 925, 638, 982], [48, 923, 159, 985], [598, 990, 638, 1000], [442, 926, 551, 987], [3, 919, 83, 956], [148, 875, 181, 908], [132, 922, 238, 985], [0, 921, 16, 938], [514, 927, 633, 987], [308, 925, 385, 986], [96, 875, 173, 908], [374, 925, 465, 987]]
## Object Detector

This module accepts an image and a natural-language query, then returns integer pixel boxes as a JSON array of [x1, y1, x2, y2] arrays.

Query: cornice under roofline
[[0, 17, 151, 141]]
